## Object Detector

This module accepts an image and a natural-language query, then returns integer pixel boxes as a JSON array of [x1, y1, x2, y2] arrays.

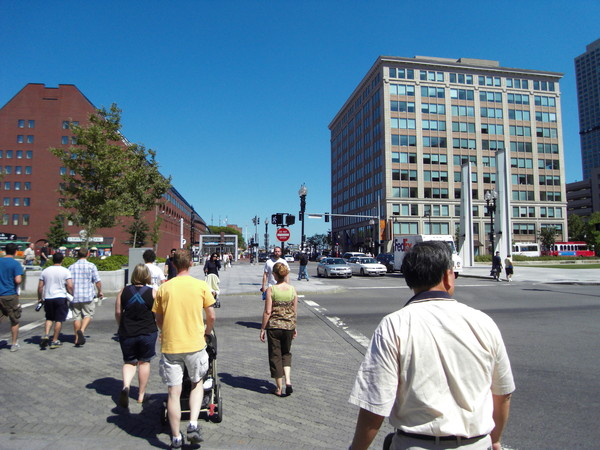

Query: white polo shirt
[[349, 291, 515, 437], [264, 257, 289, 287]]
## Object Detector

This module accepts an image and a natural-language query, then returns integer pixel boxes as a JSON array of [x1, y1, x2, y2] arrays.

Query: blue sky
[[1, 1, 598, 244]]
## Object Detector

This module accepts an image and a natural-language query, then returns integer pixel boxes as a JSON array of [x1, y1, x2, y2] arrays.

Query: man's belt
[[396, 429, 487, 442]]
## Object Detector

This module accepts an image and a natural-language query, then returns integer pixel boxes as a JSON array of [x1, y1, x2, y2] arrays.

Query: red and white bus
[[542, 241, 594, 257]]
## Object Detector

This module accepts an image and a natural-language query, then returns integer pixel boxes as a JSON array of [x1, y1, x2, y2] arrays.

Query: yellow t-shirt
[[153, 275, 215, 354]]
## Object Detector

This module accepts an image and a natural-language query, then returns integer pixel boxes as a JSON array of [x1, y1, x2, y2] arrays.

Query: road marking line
[[18, 319, 45, 332], [304, 299, 370, 348]]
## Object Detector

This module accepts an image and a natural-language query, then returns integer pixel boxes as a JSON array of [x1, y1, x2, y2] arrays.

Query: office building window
[[451, 105, 475, 116], [450, 89, 474, 100], [389, 68, 415, 80], [2, 214, 8, 225], [26, 135, 34, 144], [22, 214, 29, 226], [3, 198, 9, 206], [421, 86, 445, 98], [15, 166, 22, 175], [511, 142, 532, 152], [12, 214, 18, 226], [394, 222, 418, 234], [24, 182, 31, 190], [61, 136, 69, 145], [535, 96, 556, 107], [25, 166, 32, 175], [17, 135, 24, 143], [14, 182, 21, 191], [13, 198, 20, 206], [18, 119, 25, 128], [480, 91, 502, 103], [422, 103, 446, 115], [3, 182, 9, 190], [6, 150, 12, 158], [390, 101, 415, 112], [508, 110, 531, 120], [390, 84, 415, 96], [28, 120, 35, 128], [4, 166, 11, 174], [481, 108, 503, 118], [26, 151, 32, 159]]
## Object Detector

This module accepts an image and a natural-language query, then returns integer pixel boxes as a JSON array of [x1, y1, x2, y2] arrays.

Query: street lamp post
[[298, 183, 308, 252], [264, 217, 269, 252], [424, 211, 432, 234], [484, 189, 498, 255]]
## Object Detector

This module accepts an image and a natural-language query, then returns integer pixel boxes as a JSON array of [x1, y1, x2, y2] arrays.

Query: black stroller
[[161, 332, 223, 424]]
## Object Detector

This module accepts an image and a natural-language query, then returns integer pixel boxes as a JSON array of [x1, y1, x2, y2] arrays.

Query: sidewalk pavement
[[1, 261, 597, 449]]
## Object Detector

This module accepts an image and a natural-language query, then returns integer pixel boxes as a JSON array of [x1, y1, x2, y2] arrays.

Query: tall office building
[[0, 83, 207, 255], [329, 56, 566, 255], [575, 39, 600, 181]]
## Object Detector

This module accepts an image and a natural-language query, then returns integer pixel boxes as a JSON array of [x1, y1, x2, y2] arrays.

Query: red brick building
[[0, 83, 207, 256]]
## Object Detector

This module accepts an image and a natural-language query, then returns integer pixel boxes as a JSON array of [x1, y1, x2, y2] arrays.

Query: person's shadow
[[86, 377, 179, 448], [235, 321, 261, 329], [219, 372, 274, 394]]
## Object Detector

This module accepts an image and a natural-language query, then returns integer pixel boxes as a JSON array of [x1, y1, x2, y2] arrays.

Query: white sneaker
[[10, 342, 20, 352]]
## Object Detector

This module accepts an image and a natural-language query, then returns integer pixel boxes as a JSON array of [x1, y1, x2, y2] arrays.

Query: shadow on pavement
[[235, 321, 261, 329], [219, 372, 273, 394]]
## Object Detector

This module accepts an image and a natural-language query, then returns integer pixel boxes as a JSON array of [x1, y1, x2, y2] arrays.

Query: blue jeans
[[298, 265, 309, 280]]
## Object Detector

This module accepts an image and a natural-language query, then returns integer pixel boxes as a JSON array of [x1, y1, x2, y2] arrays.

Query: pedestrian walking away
[[153, 249, 216, 448], [261, 246, 288, 300], [37, 252, 73, 349], [504, 254, 514, 282], [349, 241, 515, 450], [164, 248, 178, 280], [24, 243, 36, 266], [143, 249, 165, 290], [260, 262, 298, 397], [69, 247, 103, 346], [491, 251, 502, 281], [39, 242, 50, 266], [115, 264, 158, 408], [297, 251, 310, 281], [0, 243, 24, 352]]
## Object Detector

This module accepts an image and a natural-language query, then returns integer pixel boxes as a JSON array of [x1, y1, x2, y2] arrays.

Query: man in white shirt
[[260, 247, 288, 298], [37, 253, 73, 349], [24, 243, 36, 266], [143, 249, 165, 289], [349, 241, 515, 450]]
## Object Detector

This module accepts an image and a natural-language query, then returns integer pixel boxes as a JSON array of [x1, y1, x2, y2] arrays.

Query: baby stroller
[[161, 332, 223, 424], [205, 273, 221, 308]]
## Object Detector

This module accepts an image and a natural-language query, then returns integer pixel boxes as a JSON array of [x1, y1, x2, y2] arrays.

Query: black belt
[[396, 430, 487, 442]]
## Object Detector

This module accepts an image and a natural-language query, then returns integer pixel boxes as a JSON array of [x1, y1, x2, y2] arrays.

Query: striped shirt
[[69, 259, 101, 303]]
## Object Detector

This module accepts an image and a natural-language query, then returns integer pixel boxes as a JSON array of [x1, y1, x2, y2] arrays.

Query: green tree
[[538, 226, 558, 252], [46, 215, 69, 249], [585, 212, 600, 255], [568, 214, 587, 241], [150, 213, 164, 251], [51, 104, 170, 248], [209, 226, 246, 249], [125, 218, 149, 247]]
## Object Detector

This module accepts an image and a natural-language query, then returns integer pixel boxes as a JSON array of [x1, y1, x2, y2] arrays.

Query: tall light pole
[[484, 189, 498, 255], [298, 183, 308, 252], [424, 211, 432, 234], [264, 217, 269, 251]]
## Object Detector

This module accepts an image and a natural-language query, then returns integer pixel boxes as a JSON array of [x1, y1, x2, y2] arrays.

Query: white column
[[459, 163, 474, 266]]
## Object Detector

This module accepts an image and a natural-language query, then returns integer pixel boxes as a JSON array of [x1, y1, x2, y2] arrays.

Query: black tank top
[[118, 285, 158, 337]]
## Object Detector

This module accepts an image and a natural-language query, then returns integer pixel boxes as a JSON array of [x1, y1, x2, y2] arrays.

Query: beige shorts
[[70, 301, 96, 320], [159, 349, 209, 386]]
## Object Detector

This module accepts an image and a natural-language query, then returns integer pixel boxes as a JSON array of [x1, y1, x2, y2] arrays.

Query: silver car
[[348, 257, 387, 276], [316, 257, 352, 278]]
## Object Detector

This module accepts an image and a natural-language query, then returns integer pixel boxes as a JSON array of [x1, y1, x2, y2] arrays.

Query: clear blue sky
[[1, 1, 598, 244]]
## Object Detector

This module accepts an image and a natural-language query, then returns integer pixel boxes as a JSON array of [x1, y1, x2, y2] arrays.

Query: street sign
[[276, 227, 291, 242]]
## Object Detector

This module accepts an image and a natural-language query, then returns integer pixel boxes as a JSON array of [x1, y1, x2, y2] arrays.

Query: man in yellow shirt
[[153, 250, 216, 449]]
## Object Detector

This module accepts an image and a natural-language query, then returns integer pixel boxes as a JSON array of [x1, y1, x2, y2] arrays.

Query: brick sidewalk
[[0, 262, 393, 449]]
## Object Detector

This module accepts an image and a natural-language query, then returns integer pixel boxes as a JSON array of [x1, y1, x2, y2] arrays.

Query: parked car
[[376, 253, 395, 273], [316, 257, 352, 278], [284, 254, 295, 262], [258, 253, 268, 262], [342, 252, 366, 261], [348, 257, 387, 276]]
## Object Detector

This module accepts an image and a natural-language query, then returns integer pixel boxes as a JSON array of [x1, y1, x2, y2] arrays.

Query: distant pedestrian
[[491, 251, 502, 281], [24, 243, 35, 266], [164, 248, 177, 280], [0, 243, 24, 352], [260, 262, 297, 397], [505, 254, 514, 282], [69, 248, 103, 346], [115, 264, 158, 408], [222, 253, 229, 271], [261, 247, 288, 299], [37, 252, 73, 349], [40, 242, 50, 266], [143, 249, 165, 289], [203, 253, 221, 277], [349, 241, 514, 449], [153, 250, 216, 448], [297, 252, 309, 281]]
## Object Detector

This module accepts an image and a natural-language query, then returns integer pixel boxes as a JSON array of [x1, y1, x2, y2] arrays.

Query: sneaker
[[10, 342, 20, 352], [76, 330, 86, 346], [186, 423, 203, 444], [170, 434, 184, 449], [40, 335, 49, 349], [50, 340, 62, 349]]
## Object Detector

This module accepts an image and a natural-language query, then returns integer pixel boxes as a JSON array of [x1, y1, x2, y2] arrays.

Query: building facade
[[575, 39, 600, 181], [329, 56, 567, 255], [566, 167, 600, 217], [0, 83, 207, 256]]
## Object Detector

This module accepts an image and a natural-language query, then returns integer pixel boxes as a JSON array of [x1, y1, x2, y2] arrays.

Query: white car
[[348, 257, 387, 276], [284, 254, 295, 262], [316, 257, 352, 278]]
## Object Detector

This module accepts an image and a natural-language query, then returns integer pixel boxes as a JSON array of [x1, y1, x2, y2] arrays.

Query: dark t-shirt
[[166, 257, 177, 280], [299, 254, 309, 266], [204, 259, 221, 276], [118, 285, 157, 337]]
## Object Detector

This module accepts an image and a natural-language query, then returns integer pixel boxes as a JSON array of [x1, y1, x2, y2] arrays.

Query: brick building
[[0, 83, 207, 256]]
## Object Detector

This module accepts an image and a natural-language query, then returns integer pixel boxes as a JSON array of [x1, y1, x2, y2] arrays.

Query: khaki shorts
[[159, 349, 209, 386], [70, 301, 96, 320], [0, 295, 21, 325]]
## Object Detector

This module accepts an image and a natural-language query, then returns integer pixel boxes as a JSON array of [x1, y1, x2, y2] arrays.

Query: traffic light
[[324, 213, 330, 222], [286, 214, 296, 226], [271, 213, 284, 225]]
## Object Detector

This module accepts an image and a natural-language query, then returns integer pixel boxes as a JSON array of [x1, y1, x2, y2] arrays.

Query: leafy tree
[[538, 226, 558, 252], [150, 214, 164, 250], [568, 214, 587, 241], [125, 219, 149, 247], [50, 104, 170, 248], [209, 226, 246, 249], [46, 215, 69, 249], [585, 212, 600, 255], [306, 233, 330, 254]]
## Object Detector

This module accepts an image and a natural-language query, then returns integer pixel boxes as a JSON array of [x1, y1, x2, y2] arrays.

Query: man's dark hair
[[5, 243, 18, 255], [77, 248, 89, 259], [52, 252, 64, 264], [143, 249, 156, 263], [401, 241, 453, 291]]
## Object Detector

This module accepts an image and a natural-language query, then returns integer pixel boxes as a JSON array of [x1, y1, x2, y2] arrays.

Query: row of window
[[2, 182, 31, 191], [392, 203, 563, 219], [16, 120, 79, 129], [16, 135, 34, 144], [2, 214, 30, 226], [0, 166, 32, 175], [0, 150, 33, 159], [389, 69, 557, 92], [3, 197, 31, 207]]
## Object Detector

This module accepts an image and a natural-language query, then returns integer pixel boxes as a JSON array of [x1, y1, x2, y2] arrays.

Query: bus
[[512, 242, 541, 257], [542, 241, 594, 257]]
